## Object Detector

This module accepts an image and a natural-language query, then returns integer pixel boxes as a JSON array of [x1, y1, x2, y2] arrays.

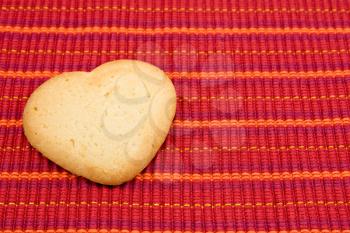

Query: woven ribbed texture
[[1, 0, 350, 232]]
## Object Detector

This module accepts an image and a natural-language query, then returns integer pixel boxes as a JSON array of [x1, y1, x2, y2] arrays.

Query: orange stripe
[[165, 145, 349, 152], [0, 172, 75, 180], [174, 118, 350, 127], [2, 48, 350, 56], [0, 96, 28, 101], [1, 230, 350, 233], [180, 95, 350, 101], [0, 70, 59, 78], [1, 26, 350, 35], [1, 5, 350, 13], [0, 200, 348, 208], [1, 70, 350, 79], [2, 118, 350, 128], [138, 171, 350, 181], [1, 171, 350, 181], [0, 119, 21, 127], [1, 144, 349, 153]]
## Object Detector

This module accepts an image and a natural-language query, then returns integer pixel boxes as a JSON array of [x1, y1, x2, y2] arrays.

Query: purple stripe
[[1, 146, 350, 174], [1, 124, 350, 148], [1, 0, 348, 10], [1, 178, 350, 203], [2, 32, 350, 72], [1, 78, 350, 120], [2, 96, 350, 121], [1, 205, 349, 230], [2, 77, 350, 97], [1, 50, 350, 72], [2, 126, 350, 148], [3, 75, 350, 88], [2, 32, 350, 51]]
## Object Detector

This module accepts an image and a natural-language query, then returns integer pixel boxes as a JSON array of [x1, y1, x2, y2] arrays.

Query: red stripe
[[1, 51, 350, 73], [1, 96, 350, 121], [2, 125, 350, 155], [1, 10, 349, 28], [0, 0, 348, 11], [2, 230, 350, 233], [0, 202, 349, 229], [1, 146, 349, 174], [2, 33, 350, 54]]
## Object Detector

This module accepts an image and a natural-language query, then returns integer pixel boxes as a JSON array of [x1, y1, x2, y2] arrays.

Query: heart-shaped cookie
[[23, 60, 176, 185]]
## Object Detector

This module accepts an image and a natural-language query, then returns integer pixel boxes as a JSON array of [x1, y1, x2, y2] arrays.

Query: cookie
[[23, 60, 176, 185]]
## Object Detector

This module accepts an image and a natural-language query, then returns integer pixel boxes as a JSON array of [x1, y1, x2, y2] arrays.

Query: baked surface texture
[[23, 60, 176, 185]]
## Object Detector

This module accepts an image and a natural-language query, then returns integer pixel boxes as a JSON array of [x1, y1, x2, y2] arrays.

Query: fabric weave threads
[[1, 0, 350, 231]]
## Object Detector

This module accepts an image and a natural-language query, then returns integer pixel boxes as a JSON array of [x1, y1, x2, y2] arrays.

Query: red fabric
[[1, 0, 350, 232]]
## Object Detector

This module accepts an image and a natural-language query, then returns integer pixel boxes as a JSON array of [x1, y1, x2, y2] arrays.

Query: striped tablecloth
[[1, 0, 350, 232]]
